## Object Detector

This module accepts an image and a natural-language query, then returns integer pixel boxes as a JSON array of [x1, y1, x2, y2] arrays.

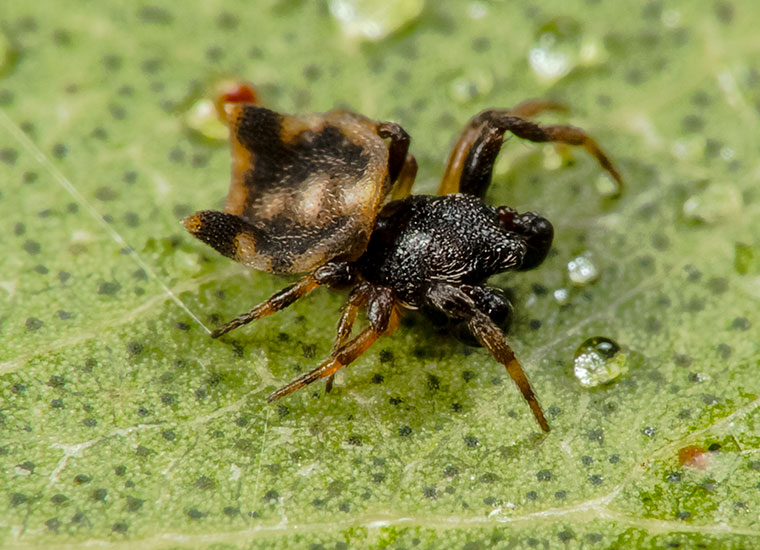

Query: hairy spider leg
[[425, 283, 549, 432], [390, 154, 419, 200], [325, 283, 372, 393], [437, 100, 566, 196], [376, 121, 418, 200], [467, 311, 550, 432], [268, 301, 402, 401], [438, 106, 623, 198], [210, 261, 356, 339], [210, 274, 320, 338]]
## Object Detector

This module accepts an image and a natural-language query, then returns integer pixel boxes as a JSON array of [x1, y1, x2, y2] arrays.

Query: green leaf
[[1, 1, 759, 548]]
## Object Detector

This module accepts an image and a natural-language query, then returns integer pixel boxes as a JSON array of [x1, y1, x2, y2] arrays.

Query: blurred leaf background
[[1, 0, 759, 548]]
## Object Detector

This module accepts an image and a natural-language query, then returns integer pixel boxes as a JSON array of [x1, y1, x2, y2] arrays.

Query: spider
[[183, 84, 623, 432]]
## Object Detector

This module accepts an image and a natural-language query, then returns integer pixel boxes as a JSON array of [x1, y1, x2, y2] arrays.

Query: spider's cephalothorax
[[183, 85, 624, 433]]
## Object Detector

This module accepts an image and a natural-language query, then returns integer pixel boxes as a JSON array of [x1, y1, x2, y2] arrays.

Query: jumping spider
[[183, 84, 623, 432]]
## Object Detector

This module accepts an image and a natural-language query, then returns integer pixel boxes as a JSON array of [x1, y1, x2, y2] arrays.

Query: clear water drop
[[573, 336, 627, 388], [328, 0, 425, 41], [184, 98, 228, 142], [528, 18, 606, 84], [553, 288, 569, 304], [567, 253, 599, 285], [682, 183, 742, 224]]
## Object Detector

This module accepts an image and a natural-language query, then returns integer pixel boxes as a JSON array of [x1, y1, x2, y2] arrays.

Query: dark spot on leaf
[[463, 435, 479, 448], [194, 475, 216, 490], [25, 317, 43, 331], [537, 469, 553, 481], [98, 281, 121, 295], [45, 518, 60, 532], [10, 493, 27, 507], [138, 5, 173, 24], [127, 497, 144, 512], [73, 474, 91, 484], [135, 445, 153, 457], [112, 521, 128, 533], [731, 317, 751, 330], [223, 506, 239, 517], [443, 465, 459, 478], [52, 143, 67, 158], [127, 341, 143, 356], [186, 508, 206, 519], [160, 393, 176, 405]]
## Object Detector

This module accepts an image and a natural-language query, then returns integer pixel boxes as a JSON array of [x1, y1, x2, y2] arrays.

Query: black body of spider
[[183, 84, 623, 433]]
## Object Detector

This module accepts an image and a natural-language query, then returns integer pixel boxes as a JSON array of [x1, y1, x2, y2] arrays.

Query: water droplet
[[594, 173, 619, 198], [467, 1, 488, 19], [448, 69, 493, 104], [182, 80, 257, 143], [573, 336, 627, 388], [328, 0, 425, 41], [662, 9, 681, 28], [529, 34, 571, 82], [528, 18, 606, 84], [682, 183, 742, 224], [553, 288, 569, 304], [183, 98, 228, 142], [671, 136, 705, 160], [567, 253, 599, 285]]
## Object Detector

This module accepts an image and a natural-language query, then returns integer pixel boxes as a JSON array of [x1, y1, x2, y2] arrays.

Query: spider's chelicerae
[[183, 84, 623, 432]]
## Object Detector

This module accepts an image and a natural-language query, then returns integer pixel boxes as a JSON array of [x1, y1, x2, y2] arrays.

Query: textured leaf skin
[[1, 1, 759, 548]]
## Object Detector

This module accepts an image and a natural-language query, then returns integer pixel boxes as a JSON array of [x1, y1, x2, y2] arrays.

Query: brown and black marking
[[183, 85, 625, 433], [185, 104, 393, 274]]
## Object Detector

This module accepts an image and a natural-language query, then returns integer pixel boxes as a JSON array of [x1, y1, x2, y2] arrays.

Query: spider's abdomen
[[357, 194, 526, 306]]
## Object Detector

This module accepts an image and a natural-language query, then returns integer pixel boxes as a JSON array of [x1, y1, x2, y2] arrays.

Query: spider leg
[[437, 106, 622, 199], [425, 283, 550, 432], [390, 153, 418, 200], [507, 99, 568, 119], [377, 121, 411, 184], [210, 261, 356, 339], [438, 101, 564, 196], [467, 309, 550, 433], [210, 274, 320, 338], [325, 283, 372, 393], [268, 288, 400, 401]]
